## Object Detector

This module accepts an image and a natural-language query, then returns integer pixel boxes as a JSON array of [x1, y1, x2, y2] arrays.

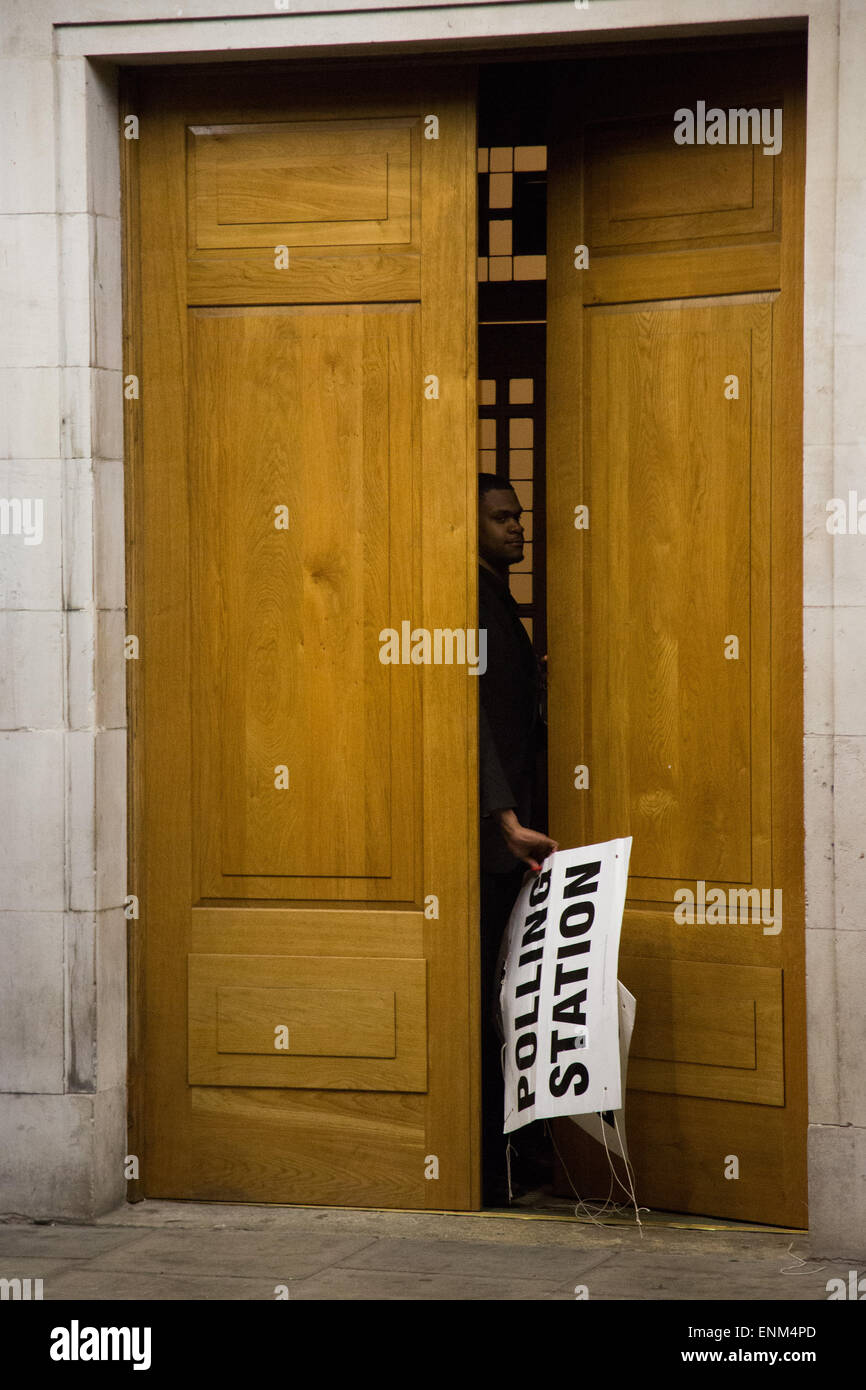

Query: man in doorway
[[478, 472, 558, 1205]]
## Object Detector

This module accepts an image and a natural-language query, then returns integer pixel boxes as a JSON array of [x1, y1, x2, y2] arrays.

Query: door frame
[[111, 21, 820, 1219]]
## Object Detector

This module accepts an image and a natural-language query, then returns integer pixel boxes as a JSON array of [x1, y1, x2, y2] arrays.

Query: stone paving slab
[[42, 1269, 289, 1301], [556, 1251, 842, 1302], [333, 1234, 615, 1281], [81, 1227, 379, 1280], [0, 1225, 151, 1259], [284, 1266, 568, 1301], [0, 1257, 83, 1284]]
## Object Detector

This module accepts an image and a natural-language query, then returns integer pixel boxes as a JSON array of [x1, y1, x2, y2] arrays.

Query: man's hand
[[493, 809, 558, 869]]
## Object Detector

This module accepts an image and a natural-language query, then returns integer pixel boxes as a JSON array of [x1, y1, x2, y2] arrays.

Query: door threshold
[[474, 1195, 805, 1233], [120, 1195, 804, 1234]]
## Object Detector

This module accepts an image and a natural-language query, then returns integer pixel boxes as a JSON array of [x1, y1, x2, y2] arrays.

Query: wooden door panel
[[129, 64, 478, 1209], [620, 956, 783, 1105], [191, 303, 420, 898], [189, 120, 414, 249], [189, 905, 425, 955], [187, 252, 421, 306], [587, 115, 778, 249], [187, 1086, 427, 1208], [217, 986, 397, 1059], [585, 245, 779, 307], [623, 1093, 791, 1221], [186, 109, 422, 304], [188, 953, 427, 1088], [585, 298, 772, 898], [546, 45, 806, 1226]]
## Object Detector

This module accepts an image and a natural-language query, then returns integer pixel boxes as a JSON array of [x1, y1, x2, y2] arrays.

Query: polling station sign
[[500, 838, 632, 1133]]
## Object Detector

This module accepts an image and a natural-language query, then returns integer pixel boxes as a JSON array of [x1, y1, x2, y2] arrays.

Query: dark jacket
[[478, 565, 545, 873]]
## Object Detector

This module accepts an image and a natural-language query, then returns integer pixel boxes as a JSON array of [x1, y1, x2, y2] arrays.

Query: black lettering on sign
[[557, 939, 590, 959], [517, 1077, 535, 1111], [550, 1028, 579, 1063], [516, 1032, 538, 1071], [529, 870, 552, 907], [562, 861, 601, 899], [549, 1062, 589, 1098], [554, 962, 588, 994], [521, 908, 547, 947], [559, 900, 595, 937], [515, 964, 542, 998], [552, 991, 587, 1027]]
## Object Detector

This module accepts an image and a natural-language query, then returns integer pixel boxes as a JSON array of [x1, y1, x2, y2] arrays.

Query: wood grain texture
[[190, 121, 413, 248], [584, 245, 780, 306], [416, 72, 479, 1208], [215, 985, 396, 1058], [584, 297, 772, 895], [187, 251, 421, 306], [191, 906, 426, 957], [191, 303, 419, 899]]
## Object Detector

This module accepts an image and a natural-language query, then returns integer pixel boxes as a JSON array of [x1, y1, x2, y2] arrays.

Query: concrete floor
[[0, 1197, 850, 1300]]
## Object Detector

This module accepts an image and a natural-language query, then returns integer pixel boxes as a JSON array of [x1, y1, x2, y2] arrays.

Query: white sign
[[569, 981, 636, 1160], [500, 837, 632, 1133]]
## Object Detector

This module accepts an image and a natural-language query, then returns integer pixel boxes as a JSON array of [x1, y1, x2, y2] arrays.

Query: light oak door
[[125, 65, 479, 1207], [546, 45, 807, 1226]]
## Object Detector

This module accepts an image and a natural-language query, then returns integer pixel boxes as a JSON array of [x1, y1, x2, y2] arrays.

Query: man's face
[[479, 487, 525, 569]]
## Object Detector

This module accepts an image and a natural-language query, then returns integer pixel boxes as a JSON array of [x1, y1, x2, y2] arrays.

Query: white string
[[547, 1115, 648, 1235], [549, 1122, 628, 1225], [601, 1110, 642, 1226], [500, 1040, 515, 1204], [780, 1240, 826, 1275], [498, 1032, 643, 1228]]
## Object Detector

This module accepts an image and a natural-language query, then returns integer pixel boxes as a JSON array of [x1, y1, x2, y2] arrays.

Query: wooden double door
[[127, 43, 806, 1223]]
